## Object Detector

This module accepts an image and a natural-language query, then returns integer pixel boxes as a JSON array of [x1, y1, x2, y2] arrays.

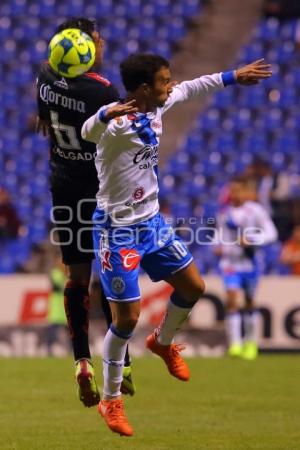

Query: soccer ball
[[48, 28, 96, 78]]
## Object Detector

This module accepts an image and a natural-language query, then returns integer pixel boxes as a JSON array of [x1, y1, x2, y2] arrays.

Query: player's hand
[[236, 59, 272, 85], [104, 100, 138, 121], [36, 117, 50, 137]]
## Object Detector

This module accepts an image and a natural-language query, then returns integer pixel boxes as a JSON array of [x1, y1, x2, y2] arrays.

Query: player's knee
[[180, 278, 206, 304], [114, 314, 139, 334], [68, 274, 90, 286], [226, 290, 238, 311], [67, 263, 91, 286], [190, 278, 206, 302], [226, 299, 237, 312]]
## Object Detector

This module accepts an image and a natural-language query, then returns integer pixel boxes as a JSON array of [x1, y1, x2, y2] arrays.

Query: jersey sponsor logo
[[151, 120, 162, 130], [124, 186, 147, 207], [132, 186, 145, 200], [125, 198, 149, 208], [39, 84, 86, 113], [119, 249, 141, 271], [133, 145, 158, 170], [54, 77, 68, 90], [111, 277, 126, 295], [114, 117, 123, 125]]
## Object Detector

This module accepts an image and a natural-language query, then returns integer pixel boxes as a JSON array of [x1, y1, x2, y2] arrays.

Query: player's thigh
[[166, 260, 205, 302], [66, 262, 92, 286], [93, 223, 141, 303], [51, 187, 95, 265]]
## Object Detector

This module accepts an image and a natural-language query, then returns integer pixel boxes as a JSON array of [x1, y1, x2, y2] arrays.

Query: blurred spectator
[[0, 187, 22, 240], [264, 0, 300, 18], [47, 256, 68, 356], [280, 225, 300, 275], [244, 159, 292, 241], [18, 239, 56, 274]]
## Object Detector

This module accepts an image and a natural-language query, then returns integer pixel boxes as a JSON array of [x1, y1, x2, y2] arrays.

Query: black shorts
[[51, 182, 97, 265]]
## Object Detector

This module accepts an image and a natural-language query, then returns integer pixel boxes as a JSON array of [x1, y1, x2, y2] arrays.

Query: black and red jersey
[[36, 62, 119, 186]]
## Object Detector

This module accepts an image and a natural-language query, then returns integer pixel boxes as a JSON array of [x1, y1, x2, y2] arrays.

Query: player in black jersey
[[36, 18, 135, 407]]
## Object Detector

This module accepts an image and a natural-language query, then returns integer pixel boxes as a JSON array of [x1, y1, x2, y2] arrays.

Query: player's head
[[229, 176, 255, 206], [55, 17, 104, 69], [120, 53, 172, 107]]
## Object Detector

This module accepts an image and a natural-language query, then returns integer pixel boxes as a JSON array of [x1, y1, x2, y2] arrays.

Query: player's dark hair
[[56, 17, 97, 38], [120, 53, 169, 92]]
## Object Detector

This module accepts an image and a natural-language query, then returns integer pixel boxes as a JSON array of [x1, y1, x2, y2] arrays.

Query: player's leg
[[65, 262, 101, 406], [96, 279, 135, 395], [51, 188, 100, 406], [225, 286, 243, 357], [65, 263, 91, 360], [98, 301, 140, 437], [141, 219, 204, 380], [93, 216, 141, 436], [145, 254, 205, 381], [241, 272, 259, 360]]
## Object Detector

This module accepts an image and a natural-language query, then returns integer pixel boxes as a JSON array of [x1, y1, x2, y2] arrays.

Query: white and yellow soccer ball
[[48, 28, 96, 78]]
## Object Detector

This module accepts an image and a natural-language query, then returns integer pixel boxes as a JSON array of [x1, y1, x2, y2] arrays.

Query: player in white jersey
[[216, 177, 278, 360], [81, 54, 272, 436]]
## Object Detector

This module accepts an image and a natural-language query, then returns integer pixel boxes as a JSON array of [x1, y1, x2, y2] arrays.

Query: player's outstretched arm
[[235, 59, 272, 85]]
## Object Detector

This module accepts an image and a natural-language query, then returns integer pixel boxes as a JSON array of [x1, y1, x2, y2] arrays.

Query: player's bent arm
[[81, 106, 109, 144], [82, 100, 138, 143], [252, 205, 278, 246]]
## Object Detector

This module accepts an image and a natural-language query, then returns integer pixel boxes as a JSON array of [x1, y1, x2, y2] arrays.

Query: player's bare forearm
[[104, 100, 138, 121], [235, 59, 272, 85]]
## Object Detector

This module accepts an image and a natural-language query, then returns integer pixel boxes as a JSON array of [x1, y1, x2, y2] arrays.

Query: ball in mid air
[[48, 28, 96, 78]]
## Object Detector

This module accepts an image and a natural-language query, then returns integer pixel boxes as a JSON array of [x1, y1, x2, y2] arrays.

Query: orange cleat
[[146, 333, 190, 381], [98, 399, 134, 437]]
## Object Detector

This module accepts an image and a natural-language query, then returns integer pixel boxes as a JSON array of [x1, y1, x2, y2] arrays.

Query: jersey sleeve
[[250, 204, 278, 245], [162, 72, 224, 114], [81, 104, 115, 144]]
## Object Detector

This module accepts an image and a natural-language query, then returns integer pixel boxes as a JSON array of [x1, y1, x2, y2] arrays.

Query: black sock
[[100, 283, 113, 327], [64, 281, 91, 361], [100, 283, 131, 367], [124, 346, 131, 367]]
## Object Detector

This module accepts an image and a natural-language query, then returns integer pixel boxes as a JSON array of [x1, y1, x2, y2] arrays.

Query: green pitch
[[1, 356, 299, 450]]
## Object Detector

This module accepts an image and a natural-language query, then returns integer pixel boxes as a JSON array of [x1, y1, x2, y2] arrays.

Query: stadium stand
[[0, 4, 299, 275], [159, 17, 300, 274]]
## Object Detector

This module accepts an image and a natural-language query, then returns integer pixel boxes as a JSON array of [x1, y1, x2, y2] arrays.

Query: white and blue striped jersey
[[217, 201, 278, 272], [82, 73, 226, 226]]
